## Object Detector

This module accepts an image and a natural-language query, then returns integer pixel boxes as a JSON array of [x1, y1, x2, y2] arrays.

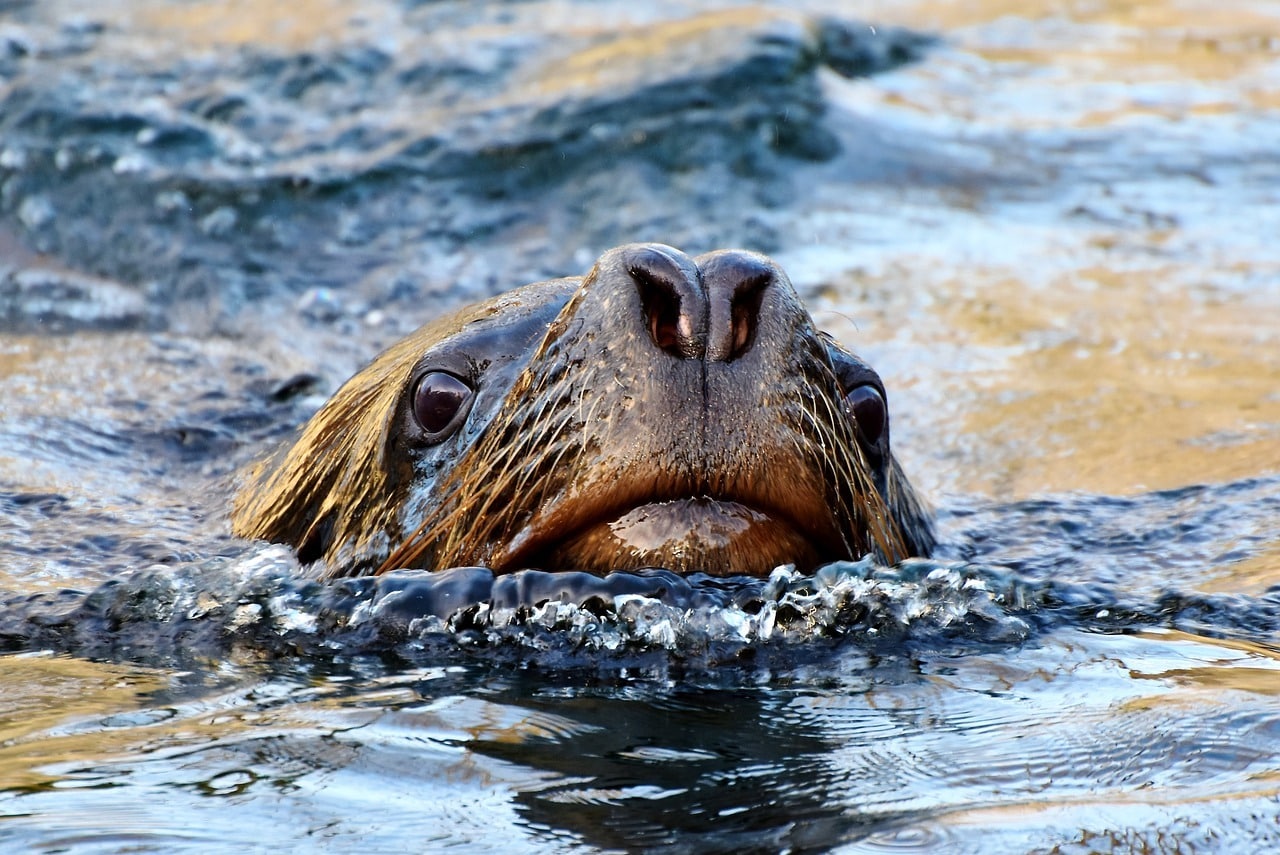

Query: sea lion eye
[[844, 384, 886, 448], [412, 371, 473, 438]]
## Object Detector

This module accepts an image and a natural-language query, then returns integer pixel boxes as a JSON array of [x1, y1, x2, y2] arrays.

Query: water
[[2, 0, 1280, 851]]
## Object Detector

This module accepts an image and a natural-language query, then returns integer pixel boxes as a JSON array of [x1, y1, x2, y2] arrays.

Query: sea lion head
[[232, 243, 934, 578]]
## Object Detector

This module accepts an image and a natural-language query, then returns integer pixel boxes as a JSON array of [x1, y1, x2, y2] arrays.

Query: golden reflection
[[855, 0, 1280, 122], [1200, 542, 1280, 596], [0, 656, 348, 795], [942, 781, 1280, 830], [952, 271, 1280, 496], [0, 654, 169, 792], [0, 655, 560, 798], [902, 0, 1280, 71], [1135, 629, 1280, 662], [824, 257, 1280, 503], [1123, 629, 1280, 697], [129, 0, 393, 50], [532, 7, 790, 92]]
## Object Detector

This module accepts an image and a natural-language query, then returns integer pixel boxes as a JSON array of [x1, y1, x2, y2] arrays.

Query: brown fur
[[232, 246, 934, 578]]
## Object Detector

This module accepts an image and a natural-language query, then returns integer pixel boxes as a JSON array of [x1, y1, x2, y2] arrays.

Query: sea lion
[[232, 244, 934, 578]]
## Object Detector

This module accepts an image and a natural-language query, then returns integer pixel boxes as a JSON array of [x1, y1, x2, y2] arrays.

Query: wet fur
[[233, 250, 934, 577]]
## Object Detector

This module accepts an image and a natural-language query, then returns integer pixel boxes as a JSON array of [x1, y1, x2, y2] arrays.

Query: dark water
[[2, 1, 1280, 852]]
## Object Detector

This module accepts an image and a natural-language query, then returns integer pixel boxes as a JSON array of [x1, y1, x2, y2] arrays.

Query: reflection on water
[[3, 630, 1280, 852], [130, 0, 396, 51], [0, 654, 171, 792], [1, 0, 1279, 851]]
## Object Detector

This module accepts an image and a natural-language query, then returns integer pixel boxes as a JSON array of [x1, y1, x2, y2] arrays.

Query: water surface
[[1, 0, 1279, 851]]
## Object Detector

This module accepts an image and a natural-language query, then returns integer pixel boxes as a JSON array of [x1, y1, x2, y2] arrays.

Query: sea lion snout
[[624, 244, 774, 363]]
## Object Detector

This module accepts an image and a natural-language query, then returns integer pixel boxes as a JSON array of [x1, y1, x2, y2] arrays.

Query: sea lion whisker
[[432, 411, 582, 564]]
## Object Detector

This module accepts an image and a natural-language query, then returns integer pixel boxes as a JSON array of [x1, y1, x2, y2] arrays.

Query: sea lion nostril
[[632, 265, 695, 358], [725, 271, 769, 361], [628, 246, 772, 362], [699, 253, 773, 362], [627, 246, 706, 359]]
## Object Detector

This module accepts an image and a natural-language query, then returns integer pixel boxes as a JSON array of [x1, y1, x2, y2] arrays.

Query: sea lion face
[[233, 244, 933, 578]]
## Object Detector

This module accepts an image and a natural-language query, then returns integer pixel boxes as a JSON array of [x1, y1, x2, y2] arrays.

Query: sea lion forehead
[[417, 277, 580, 357]]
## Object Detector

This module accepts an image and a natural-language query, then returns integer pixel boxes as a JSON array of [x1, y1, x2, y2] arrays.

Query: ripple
[[847, 824, 955, 853], [5, 551, 1280, 672], [614, 746, 720, 763]]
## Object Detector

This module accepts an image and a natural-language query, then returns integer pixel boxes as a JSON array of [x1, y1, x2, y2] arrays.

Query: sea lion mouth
[[495, 495, 840, 577]]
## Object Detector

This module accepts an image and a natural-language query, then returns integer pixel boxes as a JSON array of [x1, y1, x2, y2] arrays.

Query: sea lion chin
[[231, 243, 935, 579], [523, 498, 832, 577]]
